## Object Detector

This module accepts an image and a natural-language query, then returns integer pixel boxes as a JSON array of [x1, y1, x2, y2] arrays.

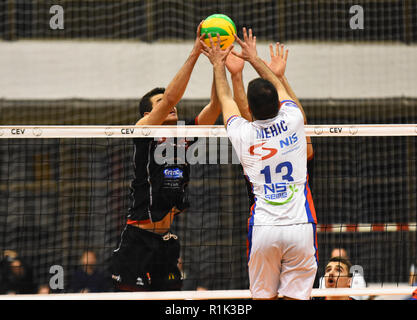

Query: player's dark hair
[[247, 78, 279, 120], [328, 256, 353, 277], [138, 87, 166, 117]]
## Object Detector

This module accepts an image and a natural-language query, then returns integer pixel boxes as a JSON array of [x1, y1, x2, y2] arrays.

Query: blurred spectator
[[322, 256, 354, 300], [409, 262, 416, 286], [37, 284, 51, 294], [68, 250, 112, 293], [405, 262, 417, 300], [411, 288, 417, 300], [0, 250, 37, 294], [319, 247, 367, 299], [330, 248, 348, 259]]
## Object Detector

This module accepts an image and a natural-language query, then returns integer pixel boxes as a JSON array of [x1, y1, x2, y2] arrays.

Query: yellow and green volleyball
[[201, 14, 237, 50]]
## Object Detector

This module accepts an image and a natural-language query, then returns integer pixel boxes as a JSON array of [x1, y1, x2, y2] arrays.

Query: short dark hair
[[328, 256, 353, 277], [138, 87, 165, 117], [247, 78, 279, 120]]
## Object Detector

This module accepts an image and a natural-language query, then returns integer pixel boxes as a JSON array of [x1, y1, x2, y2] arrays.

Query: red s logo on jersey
[[249, 142, 278, 160]]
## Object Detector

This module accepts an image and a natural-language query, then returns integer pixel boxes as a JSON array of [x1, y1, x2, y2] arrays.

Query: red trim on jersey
[[247, 202, 256, 261], [226, 115, 239, 127], [305, 177, 317, 224], [127, 218, 151, 225]]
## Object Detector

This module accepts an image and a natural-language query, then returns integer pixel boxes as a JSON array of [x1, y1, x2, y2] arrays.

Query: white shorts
[[247, 223, 318, 300]]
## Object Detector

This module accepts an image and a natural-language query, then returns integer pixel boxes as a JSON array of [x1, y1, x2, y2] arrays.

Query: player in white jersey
[[200, 28, 318, 300]]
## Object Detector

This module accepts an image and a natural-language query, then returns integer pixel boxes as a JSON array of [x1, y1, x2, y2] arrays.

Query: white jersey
[[226, 100, 317, 226]]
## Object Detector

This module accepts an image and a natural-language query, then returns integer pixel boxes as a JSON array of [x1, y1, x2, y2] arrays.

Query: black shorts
[[111, 225, 182, 291]]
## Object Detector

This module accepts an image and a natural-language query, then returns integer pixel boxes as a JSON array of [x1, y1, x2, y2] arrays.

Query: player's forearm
[[213, 63, 233, 103], [213, 63, 241, 126], [279, 75, 300, 106], [163, 50, 200, 106], [231, 73, 251, 121], [278, 74, 312, 156], [279, 75, 307, 124], [210, 73, 221, 113]]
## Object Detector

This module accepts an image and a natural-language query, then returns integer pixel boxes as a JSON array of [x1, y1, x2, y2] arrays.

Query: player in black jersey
[[111, 21, 222, 292]]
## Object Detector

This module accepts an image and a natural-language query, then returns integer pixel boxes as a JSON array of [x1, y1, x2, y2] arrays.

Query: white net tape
[[0, 287, 416, 300], [0, 124, 416, 138]]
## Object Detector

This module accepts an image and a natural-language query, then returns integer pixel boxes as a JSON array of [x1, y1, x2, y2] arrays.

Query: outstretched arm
[[225, 52, 251, 121], [232, 28, 292, 103], [265, 42, 307, 123], [265, 42, 313, 159], [200, 34, 240, 127], [137, 21, 206, 125]]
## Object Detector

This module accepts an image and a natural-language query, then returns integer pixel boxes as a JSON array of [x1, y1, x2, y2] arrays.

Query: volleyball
[[201, 14, 237, 49]]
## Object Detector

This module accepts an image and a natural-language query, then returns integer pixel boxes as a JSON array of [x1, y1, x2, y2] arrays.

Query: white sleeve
[[279, 100, 304, 126], [225, 115, 248, 159]]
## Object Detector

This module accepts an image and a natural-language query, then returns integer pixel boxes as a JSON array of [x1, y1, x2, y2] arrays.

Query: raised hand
[[192, 20, 207, 55], [225, 51, 245, 75], [232, 27, 258, 63], [264, 42, 288, 78], [200, 33, 234, 66]]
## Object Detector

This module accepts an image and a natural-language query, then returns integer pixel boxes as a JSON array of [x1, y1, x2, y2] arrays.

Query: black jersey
[[127, 120, 196, 223]]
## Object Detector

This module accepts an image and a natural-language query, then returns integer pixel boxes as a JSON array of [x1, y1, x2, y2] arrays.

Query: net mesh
[[0, 121, 416, 294], [1, 0, 416, 42]]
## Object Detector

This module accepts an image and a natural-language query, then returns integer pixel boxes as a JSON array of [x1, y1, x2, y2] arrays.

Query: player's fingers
[[200, 49, 210, 58], [208, 33, 215, 48], [269, 43, 274, 58], [284, 49, 289, 62], [216, 33, 221, 49], [231, 50, 244, 59], [199, 39, 209, 52], [276, 42, 280, 57], [280, 44, 285, 58], [242, 27, 248, 42], [230, 49, 241, 57], [196, 20, 203, 36], [224, 44, 234, 57], [234, 33, 244, 46], [248, 28, 253, 41]]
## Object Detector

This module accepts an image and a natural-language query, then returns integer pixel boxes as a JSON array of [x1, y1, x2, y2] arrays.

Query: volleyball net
[[1, 0, 417, 301], [0, 123, 416, 299], [1, 0, 413, 42]]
